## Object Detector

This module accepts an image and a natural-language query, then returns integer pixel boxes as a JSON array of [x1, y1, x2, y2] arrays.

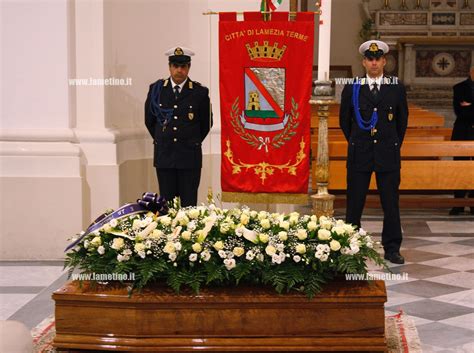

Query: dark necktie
[[174, 85, 180, 99], [371, 82, 379, 97]]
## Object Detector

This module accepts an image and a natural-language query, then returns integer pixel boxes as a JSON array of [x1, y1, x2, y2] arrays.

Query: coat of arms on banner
[[231, 66, 300, 152]]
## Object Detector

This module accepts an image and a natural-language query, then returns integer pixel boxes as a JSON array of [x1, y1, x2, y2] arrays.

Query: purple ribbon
[[65, 192, 168, 252]]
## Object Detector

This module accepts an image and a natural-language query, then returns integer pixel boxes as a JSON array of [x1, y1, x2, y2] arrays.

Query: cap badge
[[174, 47, 184, 56], [369, 43, 379, 52]]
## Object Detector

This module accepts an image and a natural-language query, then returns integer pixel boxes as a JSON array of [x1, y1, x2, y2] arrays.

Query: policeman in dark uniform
[[449, 66, 474, 215], [339, 40, 409, 264], [145, 46, 212, 207]]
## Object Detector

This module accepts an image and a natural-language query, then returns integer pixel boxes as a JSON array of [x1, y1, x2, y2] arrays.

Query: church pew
[[310, 141, 474, 208]]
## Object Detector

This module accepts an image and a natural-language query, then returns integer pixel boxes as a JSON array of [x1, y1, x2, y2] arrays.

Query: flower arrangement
[[65, 198, 385, 298]]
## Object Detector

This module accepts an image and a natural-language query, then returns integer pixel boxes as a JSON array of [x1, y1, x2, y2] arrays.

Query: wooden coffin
[[53, 280, 387, 352]]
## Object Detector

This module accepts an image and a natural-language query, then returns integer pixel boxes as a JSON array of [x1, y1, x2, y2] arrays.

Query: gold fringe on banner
[[221, 192, 309, 205]]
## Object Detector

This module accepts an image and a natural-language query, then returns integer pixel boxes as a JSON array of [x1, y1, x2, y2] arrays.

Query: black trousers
[[452, 156, 474, 210], [346, 168, 402, 254], [156, 168, 201, 207]]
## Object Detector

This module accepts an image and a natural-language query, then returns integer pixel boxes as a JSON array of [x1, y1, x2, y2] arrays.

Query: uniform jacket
[[339, 76, 409, 172], [452, 78, 474, 141], [145, 78, 212, 169]]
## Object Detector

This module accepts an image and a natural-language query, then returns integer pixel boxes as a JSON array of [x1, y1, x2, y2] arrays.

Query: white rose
[[174, 242, 182, 251], [224, 258, 236, 270], [91, 236, 102, 247], [250, 210, 258, 218], [307, 221, 318, 231], [257, 211, 267, 220], [276, 243, 285, 252], [278, 231, 288, 241], [366, 241, 373, 249], [97, 246, 105, 255], [295, 243, 306, 254], [320, 254, 329, 262], [260, 218, 271, 229], [109, 219, 118, 228], [289, 215, 299, 225], [188, 209, 200, 219], [117, 254, 129, 262], [332, 226, 345, 236], [256, 253, 264, 262], [181, 231, 191, 241], [150, 229, 163, 239], [293, 255, 301, 263], [310, 215, 317, 222], [265, 245, 276, 256], [220, 223, 231, 234], [111, 238, 124, 250], [213, 241, 224, 251], [343, 224, 354, 234], [240, 214, 249, 225], [218, 250, 227, 258], [179, 216, 189, 226], [279, 221, 290, 230], [192, 243, 202, 253], [318, 229, 332, 241], [233, 247, 245, 257], [189, 253, 198, 262], [319, 215, 328, 223], [259, 233, 269, 243], [358, 228, 367, 236], [159, 216, 172, 226], [134, 243, 146, 253], [296, 229, 307, 240], [163, 242, 176, 254], [168, 253, 177, 261], [102, 224, 112, 233], [330, 240, 341, 251], [321, 220, 333, 230], [132, 219, 143, 230]]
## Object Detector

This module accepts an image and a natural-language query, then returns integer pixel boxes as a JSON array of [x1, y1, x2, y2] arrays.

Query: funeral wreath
[[65, 194, 385, 298]]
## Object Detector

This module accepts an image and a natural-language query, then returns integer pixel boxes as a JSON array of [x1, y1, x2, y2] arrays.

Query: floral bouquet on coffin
[[65, 193, 385, 298]]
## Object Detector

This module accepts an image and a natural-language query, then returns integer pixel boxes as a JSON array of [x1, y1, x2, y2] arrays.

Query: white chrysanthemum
[[97, 246, 105, 255], [218, 250, 227, 258], [189, 253, 198, 262]]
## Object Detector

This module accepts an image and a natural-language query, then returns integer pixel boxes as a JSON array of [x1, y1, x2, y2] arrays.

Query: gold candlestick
[[400, 0, 409, 10], [414, 0, 423, 10], [462, 0, 471, 9], [382, 0, 391, 10]]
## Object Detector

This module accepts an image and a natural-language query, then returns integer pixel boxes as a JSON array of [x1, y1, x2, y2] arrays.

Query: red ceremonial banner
[[219, 12, 315, 201]]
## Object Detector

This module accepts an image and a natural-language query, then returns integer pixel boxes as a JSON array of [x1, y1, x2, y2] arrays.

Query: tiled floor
[[0, 210, 473, 352]]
